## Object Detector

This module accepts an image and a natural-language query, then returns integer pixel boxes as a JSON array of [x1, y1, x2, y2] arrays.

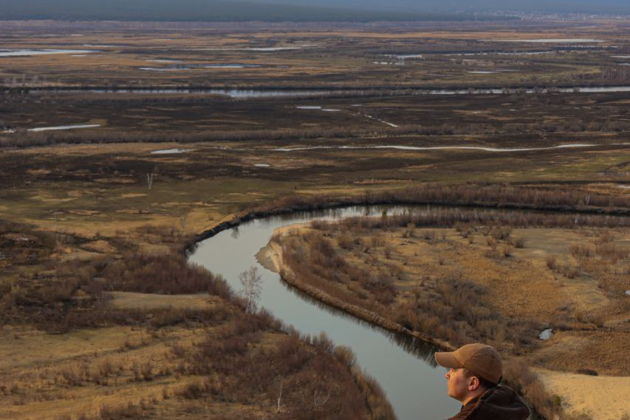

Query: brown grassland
[[0, 17, 630, 420]]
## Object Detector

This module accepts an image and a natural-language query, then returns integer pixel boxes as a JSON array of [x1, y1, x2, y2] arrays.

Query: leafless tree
[[276, 379, 283, 413], [146, 165, 158, 190], [239, 266, 262, 313], [146, 172, 155, 190]]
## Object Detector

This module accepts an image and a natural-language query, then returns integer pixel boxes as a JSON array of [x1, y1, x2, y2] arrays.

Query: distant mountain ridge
[[1, 0, 627, 22], [0, 0, 494, 22]]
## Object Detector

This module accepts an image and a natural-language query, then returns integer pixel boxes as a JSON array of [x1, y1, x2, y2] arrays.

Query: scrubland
[[0, 243, 393, 419]]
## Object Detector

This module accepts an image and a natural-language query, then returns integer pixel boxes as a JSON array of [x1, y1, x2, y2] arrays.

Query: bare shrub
[[337, 233, 355, 250], [597, 272, 630, 293], [399, 276, 539, 350], [402, 223, 416, 238], [595, 242, 629, 263], [558, 264, 580, 279], [333, 346, 356, 368], [570, 244, 594, 259], [422, 230, 437, 241], [174, 323, 393, 419], [370, 235, 385, 248], [512, 237, 526, 248], [490, 227, 512, 241], [485, 243, 501, 259], [98, 402, 146, 419], [503, 359, 558, 419]]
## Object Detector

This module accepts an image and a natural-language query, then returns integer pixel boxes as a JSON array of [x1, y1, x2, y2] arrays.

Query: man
[[435, 343, 530, 420]]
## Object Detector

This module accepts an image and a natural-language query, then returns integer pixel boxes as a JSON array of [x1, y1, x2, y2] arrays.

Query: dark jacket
[[448, 385, 530, 420]]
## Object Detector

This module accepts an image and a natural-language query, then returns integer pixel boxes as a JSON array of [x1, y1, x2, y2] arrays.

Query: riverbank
[[256, 225, 454, 351]]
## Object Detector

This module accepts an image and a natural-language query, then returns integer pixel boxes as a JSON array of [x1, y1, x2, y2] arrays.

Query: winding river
[[188, 205, 460, 420]]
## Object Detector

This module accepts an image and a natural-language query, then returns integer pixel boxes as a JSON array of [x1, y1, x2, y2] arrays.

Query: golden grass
[[537, 369, 630, 420], [0, 325, 189, 418], [108, 291, 215, 311]]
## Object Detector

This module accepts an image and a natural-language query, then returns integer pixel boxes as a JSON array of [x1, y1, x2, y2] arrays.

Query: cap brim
[[434, 351, 463, 369]]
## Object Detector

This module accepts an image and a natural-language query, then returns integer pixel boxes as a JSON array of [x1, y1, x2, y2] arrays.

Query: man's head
[[434, 343, 501, 404]]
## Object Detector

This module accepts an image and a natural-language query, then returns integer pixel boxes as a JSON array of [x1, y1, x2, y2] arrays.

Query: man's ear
[[467, 376, 480, 391]]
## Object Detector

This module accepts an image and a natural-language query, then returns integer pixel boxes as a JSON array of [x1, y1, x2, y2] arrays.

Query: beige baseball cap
[[434, 343, 502, 384]]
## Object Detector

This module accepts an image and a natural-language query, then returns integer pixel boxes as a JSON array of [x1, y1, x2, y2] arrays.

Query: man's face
[[445, 367, 470, 402]]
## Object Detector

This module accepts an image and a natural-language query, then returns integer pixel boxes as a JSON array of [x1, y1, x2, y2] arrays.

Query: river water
[[188, 205, 460, 420], [23, 85, 630, 99]]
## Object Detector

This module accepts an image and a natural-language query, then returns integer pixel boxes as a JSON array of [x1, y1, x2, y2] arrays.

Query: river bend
[[188, 206, 459, 420]]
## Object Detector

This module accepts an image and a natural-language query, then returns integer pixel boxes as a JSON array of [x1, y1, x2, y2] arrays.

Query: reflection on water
[[139, 67, 184, 72], [0, 48, 98, 57], [141, 63, 262, 71], [494, 38, 604, 43], [444, 50, 555, 56], [271, 143, 601, 153], [150, 148, 192, 154], [539, 329, 553, 340], [384, 54, 424, 59], [280, 275, 438, 365], [146, 59, 184, 63], [27, 123, 101, 132]]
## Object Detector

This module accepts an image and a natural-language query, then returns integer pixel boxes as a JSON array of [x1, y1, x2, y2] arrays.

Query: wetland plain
[[0, 18, 629, 420]]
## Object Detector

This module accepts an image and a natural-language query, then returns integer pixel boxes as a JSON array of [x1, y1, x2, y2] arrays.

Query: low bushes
[[395, 277, 539, 351], [171, 315, 394, 419], [0, 252, 234, 332], [1, 244, 395, 418], [281, 227, 540, 353], [102, 253, 232, 298], [281, 231, 398, 311], [251, 184, 630, 218]]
